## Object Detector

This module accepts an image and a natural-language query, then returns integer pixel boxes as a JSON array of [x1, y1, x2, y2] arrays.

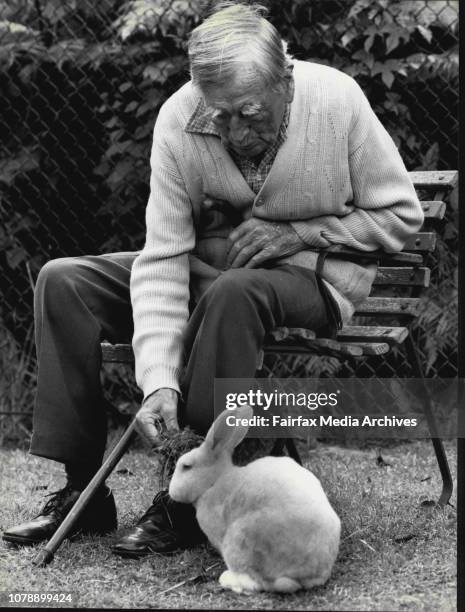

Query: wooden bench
[[102, 170, 457, 507]]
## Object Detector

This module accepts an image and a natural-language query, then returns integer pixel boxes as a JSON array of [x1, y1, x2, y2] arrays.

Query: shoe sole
[[3, 526, 116, 547], [2, 534, 42, 546], [111, 545, 182, 558]]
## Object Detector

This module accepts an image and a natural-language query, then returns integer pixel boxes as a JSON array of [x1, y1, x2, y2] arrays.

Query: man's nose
[[229, 116, 250, 144]]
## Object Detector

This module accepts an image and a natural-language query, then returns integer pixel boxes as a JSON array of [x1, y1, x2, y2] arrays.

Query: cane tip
[[32, 548, 54, 567]]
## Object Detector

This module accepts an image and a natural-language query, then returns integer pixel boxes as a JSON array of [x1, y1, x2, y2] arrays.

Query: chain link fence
[[0, 0, 458, 443]]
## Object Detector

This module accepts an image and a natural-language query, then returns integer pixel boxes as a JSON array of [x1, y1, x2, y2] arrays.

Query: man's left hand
[[226, 218, 306, 268], [135, 388, 179, 449]]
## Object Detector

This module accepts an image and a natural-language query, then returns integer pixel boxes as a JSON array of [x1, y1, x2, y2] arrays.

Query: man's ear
[[284, 62, 295, 103]]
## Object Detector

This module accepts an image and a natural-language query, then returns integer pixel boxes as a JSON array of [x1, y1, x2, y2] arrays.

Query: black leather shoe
[[111, 490, 206, 558], [2, 484, 117, 546]]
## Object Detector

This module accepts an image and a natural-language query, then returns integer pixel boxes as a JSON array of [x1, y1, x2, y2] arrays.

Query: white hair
[[188, 2, 293, 93]]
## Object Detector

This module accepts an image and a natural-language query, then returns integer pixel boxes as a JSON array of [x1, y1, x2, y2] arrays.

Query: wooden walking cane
[[32, 418, 137, 567]]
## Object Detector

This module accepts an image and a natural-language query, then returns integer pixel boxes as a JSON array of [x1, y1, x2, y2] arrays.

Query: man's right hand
[[135, 388, 179, 449]]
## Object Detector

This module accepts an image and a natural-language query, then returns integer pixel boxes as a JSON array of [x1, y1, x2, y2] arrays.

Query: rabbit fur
[[168, 405, 341, 594]]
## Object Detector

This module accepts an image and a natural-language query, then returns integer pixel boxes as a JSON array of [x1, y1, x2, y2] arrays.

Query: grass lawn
[[0, 439, 457, 610]]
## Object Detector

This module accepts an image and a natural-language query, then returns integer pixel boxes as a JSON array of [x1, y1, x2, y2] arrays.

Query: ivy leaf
[[381, 68, 394, 89], [352, 49, 375, 70], [142, 56, 185, 85], [385, 31, 402, 54], [42, 0, 77, 25], [421, 142, 439, 170], [104, 116, 119, 129], [364, 33, 375, 53], [340, 29, 357, 48], [0, 149, 39, 185], [6, 245, 27, 269], [372, 59, 400, 88], [299, 28, 312, 51], [135, 94, 162, 118], [134, 123, 153, 140], [416, 24, 432, 44], [107, 160, 134, 190], [125, 101, 139, 113], [106, 141, 132, 158], [0, 20, 40, 44], [46, 39, 87, 70]]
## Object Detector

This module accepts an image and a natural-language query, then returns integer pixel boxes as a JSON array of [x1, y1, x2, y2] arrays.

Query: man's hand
[[226, 218, 306, 268], [135, 388, 179, 448]]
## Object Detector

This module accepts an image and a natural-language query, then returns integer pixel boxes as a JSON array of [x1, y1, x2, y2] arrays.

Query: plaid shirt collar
[[185, 98, 291, 193], [185, 97, 222, 136]]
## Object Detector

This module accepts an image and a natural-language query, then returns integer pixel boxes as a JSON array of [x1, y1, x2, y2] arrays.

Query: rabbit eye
[[182, 464, 192, 471]]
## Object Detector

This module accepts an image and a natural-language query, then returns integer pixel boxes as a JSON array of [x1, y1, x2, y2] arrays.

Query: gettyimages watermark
[[214, 378, 465, 439]]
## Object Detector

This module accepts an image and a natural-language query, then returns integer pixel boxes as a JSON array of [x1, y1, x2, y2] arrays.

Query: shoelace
[[40, 484, 76, 518]]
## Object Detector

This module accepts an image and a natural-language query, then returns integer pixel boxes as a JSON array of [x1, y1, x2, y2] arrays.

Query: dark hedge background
[[0, 0, 458, 442]]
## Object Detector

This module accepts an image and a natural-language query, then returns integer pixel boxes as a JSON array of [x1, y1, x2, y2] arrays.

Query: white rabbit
[[168, 405, 341, 594]]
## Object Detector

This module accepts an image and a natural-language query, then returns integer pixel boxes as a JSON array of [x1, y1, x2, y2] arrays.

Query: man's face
[[201, 70, 293, 159]]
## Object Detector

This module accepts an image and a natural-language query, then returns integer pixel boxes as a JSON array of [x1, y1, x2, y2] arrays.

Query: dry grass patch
[[0, 439, 457, 610]]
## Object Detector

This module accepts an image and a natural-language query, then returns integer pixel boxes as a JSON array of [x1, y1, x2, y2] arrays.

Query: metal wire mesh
[[0, 1, 458, 442]]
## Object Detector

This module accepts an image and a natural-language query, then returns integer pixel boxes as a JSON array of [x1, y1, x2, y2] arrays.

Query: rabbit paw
[[219, 570, 261, 594]]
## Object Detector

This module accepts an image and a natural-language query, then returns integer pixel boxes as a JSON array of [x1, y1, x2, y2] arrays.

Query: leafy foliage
[[0, 0, 458, 377]]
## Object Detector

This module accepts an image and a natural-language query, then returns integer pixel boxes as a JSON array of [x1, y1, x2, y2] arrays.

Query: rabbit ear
[[204, 406, 253, 455]]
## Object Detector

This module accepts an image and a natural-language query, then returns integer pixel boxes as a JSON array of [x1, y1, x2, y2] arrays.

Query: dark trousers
[[30, 252, 334, 466]]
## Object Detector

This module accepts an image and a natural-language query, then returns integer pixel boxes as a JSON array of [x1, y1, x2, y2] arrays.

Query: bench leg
[[270, 439, 302, 465], [270, 439, 285, 456], [404, 334, 453, 507], [285, 439, 303, 465]]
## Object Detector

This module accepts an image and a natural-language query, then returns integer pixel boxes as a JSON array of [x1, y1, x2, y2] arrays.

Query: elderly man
[[3, 3, 423, 556]]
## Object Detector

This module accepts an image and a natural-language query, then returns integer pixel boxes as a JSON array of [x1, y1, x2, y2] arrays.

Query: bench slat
[[319, 245, 423, 265], [337, 325, 408, 345], [102, 320, 412, 364], [404, 232, 436, 252], [267, 325, 408, 345], [374, 266, 430, 287], [263, 339, 390, 358], [355, 297, 420, 316], [346, 342, 391, 355], [421, 201, 446, 219], [268, 327, 316, 342], [409, 170, 458, 190], [264, 338, 364, 357]]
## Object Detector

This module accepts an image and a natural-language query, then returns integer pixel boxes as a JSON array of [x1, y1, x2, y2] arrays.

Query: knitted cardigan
[[130, 60, 424, 399]]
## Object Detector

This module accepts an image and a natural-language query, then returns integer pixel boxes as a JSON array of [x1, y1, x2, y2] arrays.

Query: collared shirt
[[185, 98, 290, 194]]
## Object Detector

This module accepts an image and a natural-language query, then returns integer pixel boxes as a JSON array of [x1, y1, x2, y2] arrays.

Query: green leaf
[[364, 33, 375, 53], [107, 160, 134, 189], [42, 0, 77, 25], [46, 39, 87, 70], [6, 245, 27, 269], [94, 161, 110, 177], [421, 142, 439, 170], [142, 56, 185, 84], [416, 24, 432, 44], [104, 117, 119, 129], [352, 49, 375, 70], [125, 101, 139, 113], [136, 96, 161, 118], [381, 69, 394, 89], [340, 30, 357, 48], [385, 32, 401, 54], [134, 124, 153, 140], [0, 149, 39, 185], [0, 20, 40, 44], [105, 141, 132, 158]]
